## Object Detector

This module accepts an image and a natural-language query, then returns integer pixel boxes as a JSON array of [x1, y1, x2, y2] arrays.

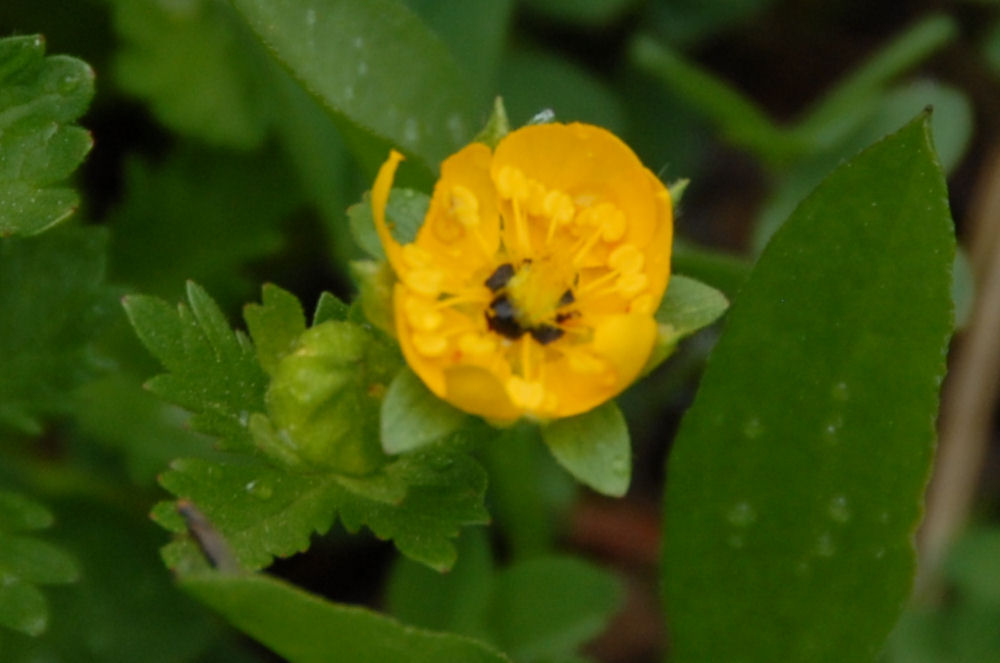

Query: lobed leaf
[[155, 445, 489, 573], [244, 283, 307, 377], [0, 491, 79, 637], [662, 114, 955, 662], [0, 35, 94, 236], [123, 282, 267, 449]]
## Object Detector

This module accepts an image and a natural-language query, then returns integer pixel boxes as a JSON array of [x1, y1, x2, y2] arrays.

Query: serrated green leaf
[[662, 114, 955, 662], [123, 282, 267, 449], [230, 0, 478, 171], [157, 445, 488, 572], [181, 571, 512, 663], [244, 284, 307, 376], [0, 35, 94, 237], [489, 556, 623, 662], [381, 368, 469, 455], [0, 226, 108, 433], [0, 536, 79, 585], [0, 499, 247, 662], [0, 491, 53, 531], [108, 146, 294, 302], [348, 188, 430, 260], [312, 291, 350, 325], [0, 577, 47, 636], [158, 456, 340, 571], [0, 491, 79, 638], [109, 0, 272, 147], [645, 274, 729, 371], [542, 402, 631, 497], [337, 447, 490, 571]]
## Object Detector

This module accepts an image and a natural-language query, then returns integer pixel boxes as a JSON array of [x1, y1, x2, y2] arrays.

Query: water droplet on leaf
[[245, 480, 273, 500], [742, 417, 763, 439], [726, 501, 757, 527], [828, 495, 851, 523]]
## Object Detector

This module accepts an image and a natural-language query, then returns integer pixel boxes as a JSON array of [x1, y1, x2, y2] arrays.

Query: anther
[[485, 263, 515, 292], [530, 324, 565, 345]]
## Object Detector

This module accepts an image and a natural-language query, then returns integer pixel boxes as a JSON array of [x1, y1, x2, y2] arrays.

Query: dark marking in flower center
[[485, 263, 574, 346], [485, 263, 515, 292]]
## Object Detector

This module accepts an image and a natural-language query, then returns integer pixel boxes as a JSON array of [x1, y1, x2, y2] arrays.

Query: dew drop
[[874, 547, 886, 560], [353, 36, 364, 49], [821, 415, 843, 444], [611, 457, 629, 477], [727, 534, 744, 549], [831, 382, 850, 401], [742, 417, 764, 439], [815, 532, 835, 557], [344, 85, 355, 101], [726, 501, 757, 527], [245, 480, 273, 500], [404, 118, 420, 144], [828, 495, 851, 523], [305, 8, 316, 28], [357, 60, 368, 76]]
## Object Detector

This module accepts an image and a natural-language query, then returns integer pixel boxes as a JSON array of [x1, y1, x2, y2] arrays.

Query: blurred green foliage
[[0, 1, 995, 662]]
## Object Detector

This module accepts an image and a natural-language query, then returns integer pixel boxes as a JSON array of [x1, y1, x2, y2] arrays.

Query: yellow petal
[[592, 313, 658, 394], [444, 365, 520, 422], [372, 150, 407, 276]]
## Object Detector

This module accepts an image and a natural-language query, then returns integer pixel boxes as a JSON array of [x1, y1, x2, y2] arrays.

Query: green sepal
[[350, 259, 396, 337], [263, 321, 392, 475], [645, 274, 729, 374], [668, 178, 690, 206], [313, 291, 350, 325], [243, 283, 307, 377], [473, 96, 511, 148], [381, 367, 469, 455], [541, 402, 631, 497]]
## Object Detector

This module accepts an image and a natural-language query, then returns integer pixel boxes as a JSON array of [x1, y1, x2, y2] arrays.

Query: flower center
[[484, 260, 575, 345]]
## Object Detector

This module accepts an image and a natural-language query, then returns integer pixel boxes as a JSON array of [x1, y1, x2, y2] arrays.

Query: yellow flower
[[372, 122, 672, 422]]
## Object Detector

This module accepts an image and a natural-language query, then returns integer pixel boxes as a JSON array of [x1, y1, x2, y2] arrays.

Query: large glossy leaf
[[230, 0, 478, 171], [181, 571, 512, 663], [662, 114, 954, 662]]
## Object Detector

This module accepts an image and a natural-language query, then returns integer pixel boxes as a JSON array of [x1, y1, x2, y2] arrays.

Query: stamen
[[485, 263, 515, 291], [413, 333, 448, 357], [458, 332, 497, 356], [404, 296, 443, 331]]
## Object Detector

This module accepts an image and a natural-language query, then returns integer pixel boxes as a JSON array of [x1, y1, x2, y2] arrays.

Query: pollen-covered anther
[[608, 244, 644, 274], [616, 272, 648, 297], [543, 190, 575, 226], [458, 332, 497, 356], [404, 268, 444, 297], [413, 332, 448, 357], [404, 296, 443, 331], [630, 293, 655, 314], [506, 376, 546, 410], [567, 350, 609, 376], [449, 185, 481, 227], [496, 165, 530, 201]]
